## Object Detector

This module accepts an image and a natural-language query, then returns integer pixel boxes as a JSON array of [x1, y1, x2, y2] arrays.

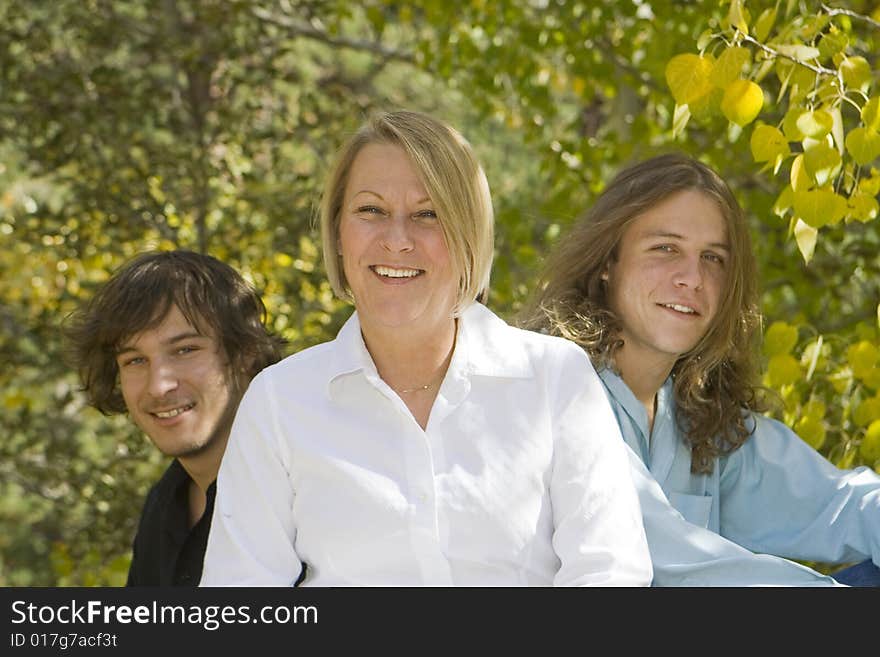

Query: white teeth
[[154, 403, 194, 418], [663, 303, 696, 314], [373, 265, 421, 278]]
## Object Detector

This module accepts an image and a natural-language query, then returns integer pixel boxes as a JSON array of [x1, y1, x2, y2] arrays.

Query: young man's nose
[[147, 361, 180, 397], [674, 256, 704, 290]]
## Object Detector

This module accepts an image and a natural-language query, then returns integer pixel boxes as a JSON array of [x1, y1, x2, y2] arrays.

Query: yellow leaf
[[726, 0, 750, 34], [711, 47, 751, 88], [845, 127, 880, 166], [721, 79, 763, 126], [789, 153, 811, 192], [862, 98, 880, 132], [848, 192, 879, 223], [853, 396, 880, 427], [773, 184, 794, 216], [793, 218, 817, 263], [861, 419, 880, 464], [847, 340, 880, 381], [841, 56, 872, 93], [795, 415, 826, 450], [766, 353, 802, 387], [750, 123, 789, 163], [793, 188, 847, 227], [666, 54, 715, 105], [796, 109, 833, 139], [753, 7, 777, 42], [782, 109, 805, 141], [802, 142, 841, 187], [763, 321, 799, 356], [803, 399, 826, 420], [672, 103, 691, 139]]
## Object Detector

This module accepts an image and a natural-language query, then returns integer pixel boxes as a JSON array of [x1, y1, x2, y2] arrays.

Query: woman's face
[[338, 142, 458, 335]]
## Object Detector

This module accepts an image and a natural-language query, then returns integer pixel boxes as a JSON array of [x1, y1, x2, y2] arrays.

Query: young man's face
[[604, 189, 729, 375], [115, 304, 242, 459]]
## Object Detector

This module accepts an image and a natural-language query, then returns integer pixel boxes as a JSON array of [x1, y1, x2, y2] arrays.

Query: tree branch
[[250, 6, 416, 64], [741, 34, 837, 76], [821, 4, 880, 30]]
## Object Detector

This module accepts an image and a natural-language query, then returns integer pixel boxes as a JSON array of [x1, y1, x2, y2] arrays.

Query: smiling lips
[[659, 302, 699, 315], [152, 402, 196, 419], [371, 265, 423, 279]]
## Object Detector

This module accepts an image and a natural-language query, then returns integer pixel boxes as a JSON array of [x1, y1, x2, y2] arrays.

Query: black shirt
[[126, 459, 214, 586]]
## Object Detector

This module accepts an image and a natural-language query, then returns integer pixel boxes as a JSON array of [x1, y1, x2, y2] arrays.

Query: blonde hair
[[520, 153, 764, 474], [319, 110, 494, 315]]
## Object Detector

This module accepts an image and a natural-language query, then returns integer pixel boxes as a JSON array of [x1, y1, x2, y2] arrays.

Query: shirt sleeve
[[626, 443, 842, 586], [200, 372, 304, 586], [548, 345, 653, 586], [718, 414, 880, 567]]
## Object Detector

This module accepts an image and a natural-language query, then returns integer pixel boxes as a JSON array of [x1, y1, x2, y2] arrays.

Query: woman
[[521, 153, 880, 586], [200, 110, 651, 586]]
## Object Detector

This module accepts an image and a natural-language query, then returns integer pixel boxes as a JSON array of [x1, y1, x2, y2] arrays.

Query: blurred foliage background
[[1, 0, 878, 585]]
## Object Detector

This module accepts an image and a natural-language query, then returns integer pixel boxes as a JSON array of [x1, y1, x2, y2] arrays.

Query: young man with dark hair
[[64, 250, 284, 585]]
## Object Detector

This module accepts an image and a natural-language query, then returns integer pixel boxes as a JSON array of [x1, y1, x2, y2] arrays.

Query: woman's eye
[[703, 252, 724, 265], [652, 244, 674, 253], [356, 206, 384, 215], [414, 209, 437, 220]]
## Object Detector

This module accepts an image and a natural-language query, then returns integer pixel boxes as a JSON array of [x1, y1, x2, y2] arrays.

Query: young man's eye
[[120, 356, 144, 367], [176, 346, 198, 355]]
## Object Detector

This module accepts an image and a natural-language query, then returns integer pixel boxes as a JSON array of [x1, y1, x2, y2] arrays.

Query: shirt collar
[[325, 303, 533, 399]]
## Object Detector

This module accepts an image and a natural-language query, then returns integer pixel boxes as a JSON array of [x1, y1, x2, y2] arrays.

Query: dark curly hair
[[520, 153, 765, 474], [63, 250, 285, 414]]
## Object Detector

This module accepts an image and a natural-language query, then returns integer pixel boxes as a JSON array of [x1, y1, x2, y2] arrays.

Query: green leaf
[[665, 53, 715, 105], [803, 142, 841, 186], [845, 128, 880, 166], [750, 123, 789, 163]]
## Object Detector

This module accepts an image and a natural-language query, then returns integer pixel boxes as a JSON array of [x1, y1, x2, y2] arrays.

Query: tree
[[1, 0, 877, 585]]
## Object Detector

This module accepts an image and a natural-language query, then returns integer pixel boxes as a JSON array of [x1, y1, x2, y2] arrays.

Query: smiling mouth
[[371, 265, 424, 279], [659, 303, 699, 315], [152, 403, 195, 419]]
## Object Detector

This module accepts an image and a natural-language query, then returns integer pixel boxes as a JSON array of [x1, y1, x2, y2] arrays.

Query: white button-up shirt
[[201, 303, 651, 586]]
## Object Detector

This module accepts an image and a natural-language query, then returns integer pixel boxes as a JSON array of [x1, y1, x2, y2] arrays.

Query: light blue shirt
[[600, 368, 880, 586]]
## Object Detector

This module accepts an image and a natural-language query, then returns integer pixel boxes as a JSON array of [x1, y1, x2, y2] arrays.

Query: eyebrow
[[642, 230, 730, 251], [350, 190, 432, 205], [116, 331, 207, 356]]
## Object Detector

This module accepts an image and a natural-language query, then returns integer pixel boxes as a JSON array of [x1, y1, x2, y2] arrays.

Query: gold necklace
[[398, 381, 435, 394]]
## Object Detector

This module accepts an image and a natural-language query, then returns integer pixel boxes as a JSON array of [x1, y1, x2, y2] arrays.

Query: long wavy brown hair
[[520, 153, 765, 473]]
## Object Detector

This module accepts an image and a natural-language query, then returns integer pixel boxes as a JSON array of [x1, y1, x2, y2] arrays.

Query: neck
[[359, 315, 457, 394], [614, 348, 675, 433], [177, 432, 226, 494]]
